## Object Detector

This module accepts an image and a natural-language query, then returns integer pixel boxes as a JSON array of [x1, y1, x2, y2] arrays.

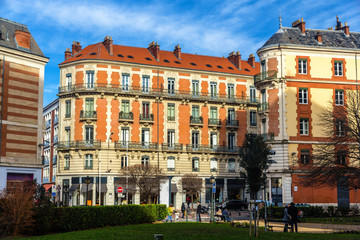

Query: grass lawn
[[20, 223, 360, 240]]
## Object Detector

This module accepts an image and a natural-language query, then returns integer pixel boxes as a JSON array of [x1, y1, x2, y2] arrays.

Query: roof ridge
[[0, 17, 27, 28]]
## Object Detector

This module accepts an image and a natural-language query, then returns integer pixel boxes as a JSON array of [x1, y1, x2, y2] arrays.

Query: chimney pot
[[65, 48, 72, 60], [316, 31, 322, 43], [148, 41, 160, 61], [72, 41, 82, 55], [247, 54, 255, 68], [227, 51, 241, 70], [102, 35, 113, 55], [292, 18, 306, 34], [173, 44, 181, 59]]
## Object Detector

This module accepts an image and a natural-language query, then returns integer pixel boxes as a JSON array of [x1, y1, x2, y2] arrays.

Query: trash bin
[[154, 234, 163, 240]]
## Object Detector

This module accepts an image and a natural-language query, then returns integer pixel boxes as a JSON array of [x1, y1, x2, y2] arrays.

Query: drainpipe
[[0, 56, 5, 160]]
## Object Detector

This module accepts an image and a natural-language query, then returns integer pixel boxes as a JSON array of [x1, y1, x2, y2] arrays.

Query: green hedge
[[260, 206, 325, 218], [33, 204, 167, 235]]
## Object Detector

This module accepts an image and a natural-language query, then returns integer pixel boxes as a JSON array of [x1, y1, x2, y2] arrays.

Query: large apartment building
[[56, 38, 260, 208], [255, 17, 360, 207], [42, 99, 59, 193], [0, 18, 48, 191]]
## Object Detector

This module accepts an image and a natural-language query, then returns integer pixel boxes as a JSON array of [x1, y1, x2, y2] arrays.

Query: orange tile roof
[[60, 42, 260, 76]]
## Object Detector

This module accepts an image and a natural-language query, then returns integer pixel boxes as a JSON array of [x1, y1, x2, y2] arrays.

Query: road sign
[[117, 186, 123, 193], [212, 182, 216, 194]]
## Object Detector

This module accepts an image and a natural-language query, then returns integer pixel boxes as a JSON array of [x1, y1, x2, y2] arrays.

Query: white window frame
[[300, 119, 309, 135], [65, 156, 70, 170], [250, 111, 257, 126], [167, 156, 175, 171], [142, 76, 150, 93], [192, 157, 199, 171], [335, 90, 344, 106], [298, 59, 307, 74], [228, 159, 236, 172], [210, 158, 217, 172], [122, 74, 129, 91], [86, 71, 94, 89], [299, 88, 308, 104], [334, 61, 343, 76], [85, 154, 93, 169], [121, 155, 128, 169], [141, 155, 149, 166]]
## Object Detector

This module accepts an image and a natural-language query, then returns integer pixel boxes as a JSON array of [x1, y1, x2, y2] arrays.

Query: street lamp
[[264, 158, 277, 232], [85, 175, 90, 206], [210, 175, 215, 223]]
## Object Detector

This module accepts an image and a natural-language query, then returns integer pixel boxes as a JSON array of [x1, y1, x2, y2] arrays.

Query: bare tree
[[181, 174, 203, 210], [0, 184, 36, 237], [308, 90, 360, 189], [122, 164, 165, 204]]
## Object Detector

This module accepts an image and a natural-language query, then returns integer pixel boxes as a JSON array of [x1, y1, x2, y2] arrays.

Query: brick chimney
[[14, 30, 30, 49], [103, 36, 113, 55], [65, 48, 71, 60], [247, 54, 255, 68], [227, 51, 241, 70], [292, 18, 306, 34], [173, 44, 181, 59], [148, 41, 160, 61], [335, 17, 350, 37], [342, 22, 350, 36], [316, 31, 322, 44], [72, 41, 82, 55]]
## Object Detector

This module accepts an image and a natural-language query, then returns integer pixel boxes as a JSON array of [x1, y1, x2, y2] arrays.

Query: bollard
[[154, 234, 163, 240]]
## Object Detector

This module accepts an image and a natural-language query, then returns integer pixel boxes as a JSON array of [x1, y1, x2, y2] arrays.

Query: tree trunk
[[249, 201, 252, 237]]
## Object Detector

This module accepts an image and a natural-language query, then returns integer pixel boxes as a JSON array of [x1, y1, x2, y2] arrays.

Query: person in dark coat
[[181, 202, 186, 218], [288, 202, 298, 232], [196, 201, 202, 222], [283, 204, 291, 232]]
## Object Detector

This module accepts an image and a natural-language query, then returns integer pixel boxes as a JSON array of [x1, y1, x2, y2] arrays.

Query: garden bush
[[34, 204, 167, 235], [260, 206, 326, 218]]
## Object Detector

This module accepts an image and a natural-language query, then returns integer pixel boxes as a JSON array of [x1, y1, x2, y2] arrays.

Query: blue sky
[[1, 0, 359, 106]]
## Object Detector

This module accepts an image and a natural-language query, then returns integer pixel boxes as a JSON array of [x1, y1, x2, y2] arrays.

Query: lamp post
[[85, 175, 90, 206], [210, 175, 215, 223], [264, 158, 277, 232], [99, 132, 113, 206]]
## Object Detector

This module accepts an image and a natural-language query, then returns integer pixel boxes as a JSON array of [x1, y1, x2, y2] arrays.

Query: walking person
[[181, 202, 186, 218], [166, 204, 174, 222], [283, 204, 291, 232], [288, 202, 298, 232], [196, 201, 202, 222]]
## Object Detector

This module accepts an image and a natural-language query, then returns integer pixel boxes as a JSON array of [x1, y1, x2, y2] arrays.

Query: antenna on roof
[[279, 9, 282, 29]]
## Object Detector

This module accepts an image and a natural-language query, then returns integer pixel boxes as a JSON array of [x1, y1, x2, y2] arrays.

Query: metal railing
[[186, 144, 240, 153], [208, 118, 222, 126], [254, 70, 278, 84], [261, 133, 275, 141], [119, 111, 133, 121], [57, 140, 101, 149], [190, 116, 203, 125], [139, 114, 154, 122], [58, 83, 259, 105], [80, 110, 97, 120], [226, 119, 239, 127], [114, 141, 158, 150], [161, 143, 183, 151], [258, 102, 269, 112], [167, 116, 175, 121]]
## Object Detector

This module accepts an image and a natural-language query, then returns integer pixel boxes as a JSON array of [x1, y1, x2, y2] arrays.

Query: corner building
[[255, 18, 360, 207], [57, 37, 260, 208]]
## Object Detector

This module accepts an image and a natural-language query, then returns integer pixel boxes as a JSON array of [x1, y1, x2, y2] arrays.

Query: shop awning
[[69, 184, 80, 192], [42, 183, 53, 191], [80, 183, 93, 192], [96, 184, 107, 193], [171, 184, 178, 193]]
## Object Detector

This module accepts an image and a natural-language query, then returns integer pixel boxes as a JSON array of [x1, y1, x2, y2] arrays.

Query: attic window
[[244, 69, 250, 72], [164, 59, 170, 63], [117, 54, 124, 58], [145, 57, 152, 61], [76, 54, 82, 58], [228, 67, 234, 70], [174, 61, 181, 64], [89, 52, 96, 55], [127, 55, 134, 59], [190, 62, 197, 66], [206, 64, 212, 67], [217, 65, 223, 69]]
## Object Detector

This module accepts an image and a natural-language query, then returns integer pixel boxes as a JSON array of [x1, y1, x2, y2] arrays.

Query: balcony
[[186, 144, 240, 154], [52, 156, 57, 164], [114, 141, 158, 151], [58, 83, 260, 105], [208, 118, 222, 128], [190, 116, 203, 127], [226, 119, 239, 128], [210, 168, 218, 172], [167, 116, 175, 121], [139, 114, 154, 124], [258, 102, 269, 112], [119, 111, 133, 123], [80, 110, 97, 121], [161, 143, 183, 151], [261, 133, 275, 141], [57, 141, 74, 149], [76, 140, 101, 149], [254, 70, 277, 84]]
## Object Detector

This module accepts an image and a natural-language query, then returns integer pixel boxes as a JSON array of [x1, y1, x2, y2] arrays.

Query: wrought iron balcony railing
[[190, 116, 203, 125], [58, 83, 259, 105], [258, 102, 269, 112], [161, 143, 183, 151], [80, 110, 97, 120], [254, 70, 278, 84], [139, 114, 154, 122], [208, 118, 222, 126], [226, 119, 239, 128], [114, 141, 158, 150], [167, 116, 175, 121], [261, 133, 275, 141], [186, 144, 240, 153], [119, 111, 133, 121], [57, 140, 101, 149]]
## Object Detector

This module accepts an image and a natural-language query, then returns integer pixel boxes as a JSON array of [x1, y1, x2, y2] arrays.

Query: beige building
[[56, 38, 260, 208]]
